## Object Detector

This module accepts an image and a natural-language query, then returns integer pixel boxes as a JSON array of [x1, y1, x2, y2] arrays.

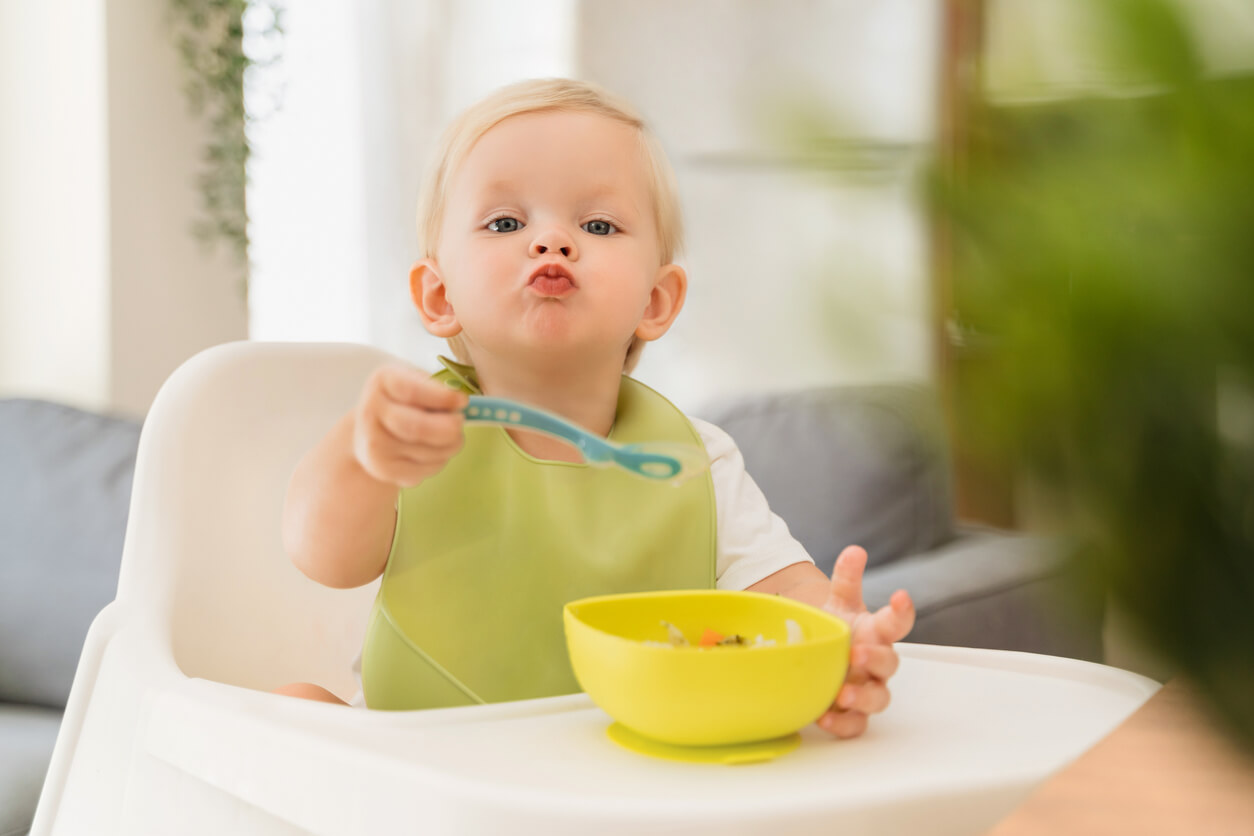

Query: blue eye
[[582, 220, 616, 236], [487, 217, 522, 233]]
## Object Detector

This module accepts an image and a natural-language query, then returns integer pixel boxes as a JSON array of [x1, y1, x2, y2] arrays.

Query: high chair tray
[[43, 641, 1157, 835]]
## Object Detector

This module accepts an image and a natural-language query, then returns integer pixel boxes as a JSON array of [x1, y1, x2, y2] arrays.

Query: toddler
[[280, 78, 915, 739]]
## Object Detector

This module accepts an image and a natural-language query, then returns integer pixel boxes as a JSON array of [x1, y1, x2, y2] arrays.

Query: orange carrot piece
[[699, 628, 724, 647]]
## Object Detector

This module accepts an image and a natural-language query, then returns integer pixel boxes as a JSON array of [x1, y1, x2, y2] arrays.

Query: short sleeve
[[691, 417, 816, 591]]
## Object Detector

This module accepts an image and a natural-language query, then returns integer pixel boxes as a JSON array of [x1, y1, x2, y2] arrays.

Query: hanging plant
[[168, 0, 284, 294]]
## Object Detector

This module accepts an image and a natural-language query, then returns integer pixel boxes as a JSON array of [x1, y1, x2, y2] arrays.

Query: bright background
[[245, 0, 942, 415], [1, 0, 1250, 417]]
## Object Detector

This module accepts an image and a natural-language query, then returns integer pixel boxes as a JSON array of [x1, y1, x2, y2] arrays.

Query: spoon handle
[[463, 396, 615, 462], [463, 395, 693, 481]]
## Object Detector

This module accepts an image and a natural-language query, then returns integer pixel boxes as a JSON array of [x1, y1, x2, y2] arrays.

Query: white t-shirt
[[690, 416, 816, 589], [348, 416, 814, 705]]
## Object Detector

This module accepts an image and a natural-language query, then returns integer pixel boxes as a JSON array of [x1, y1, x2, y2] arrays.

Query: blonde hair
[[415, 78, 684, 373]]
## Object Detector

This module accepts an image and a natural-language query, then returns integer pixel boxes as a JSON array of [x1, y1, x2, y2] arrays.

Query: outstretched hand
[[817, 545, 915, 739]]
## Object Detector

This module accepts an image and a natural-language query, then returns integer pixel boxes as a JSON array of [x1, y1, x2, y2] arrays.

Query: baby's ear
[[410, 259, 462, 337], [635, 263, 687, 342]]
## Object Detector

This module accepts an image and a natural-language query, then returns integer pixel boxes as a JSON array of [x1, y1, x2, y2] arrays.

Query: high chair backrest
[[119, 341, 399, 696]]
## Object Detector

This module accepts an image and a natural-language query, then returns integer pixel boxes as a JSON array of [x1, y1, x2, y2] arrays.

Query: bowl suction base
[[606, 722, 801, 765]]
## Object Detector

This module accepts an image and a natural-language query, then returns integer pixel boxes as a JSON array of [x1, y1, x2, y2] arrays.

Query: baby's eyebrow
[[580, 183, 630, 202], [578, 184, 641, 215], [471, 180, 642, 217], [478, 179, 521, 199]]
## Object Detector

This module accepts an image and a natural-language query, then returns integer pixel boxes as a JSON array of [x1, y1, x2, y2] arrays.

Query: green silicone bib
[[360, 359, 717, 710]]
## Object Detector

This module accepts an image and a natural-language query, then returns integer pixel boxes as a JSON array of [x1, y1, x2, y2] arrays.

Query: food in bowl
[[645, 619, 805, 648], [564, 590, 850, 748]]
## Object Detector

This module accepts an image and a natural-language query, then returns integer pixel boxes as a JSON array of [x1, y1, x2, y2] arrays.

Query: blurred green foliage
[[933, 0, 1254, 750]]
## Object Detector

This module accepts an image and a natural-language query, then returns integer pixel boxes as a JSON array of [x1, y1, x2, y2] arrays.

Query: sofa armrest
[[863, 529, 1105, 662]]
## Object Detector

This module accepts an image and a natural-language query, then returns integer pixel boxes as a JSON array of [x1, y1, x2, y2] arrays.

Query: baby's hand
[[352, 365, 469, 487], [817, 546, 915, 739]]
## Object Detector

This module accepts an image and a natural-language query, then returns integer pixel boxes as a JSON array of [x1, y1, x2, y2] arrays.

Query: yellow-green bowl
[[563, 590, 850, 747]]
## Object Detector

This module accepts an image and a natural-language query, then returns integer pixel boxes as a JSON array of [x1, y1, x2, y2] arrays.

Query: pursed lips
[[528, 262, 577, 298]]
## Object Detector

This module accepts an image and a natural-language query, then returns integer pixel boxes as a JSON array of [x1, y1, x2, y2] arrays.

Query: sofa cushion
[[699, 385, 955, 575], [0, 703, 62, 836], [861, 528, 1105, 662], [0, 399, 140, 708]]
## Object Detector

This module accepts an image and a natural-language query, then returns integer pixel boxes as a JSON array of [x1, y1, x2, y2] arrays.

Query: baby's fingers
[[834, 680, 891, 715], [823, 546, 868, 620], [856, 589, 915, 646], [376, 400, 465, 447], [360, 450, 444, 487], [817, 709, 868, 740], [375, 365, 468, 411], [849, 643, 899, 683]]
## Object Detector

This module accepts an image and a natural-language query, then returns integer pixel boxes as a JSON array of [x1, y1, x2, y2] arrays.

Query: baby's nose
[[530, 227, 576, 259]]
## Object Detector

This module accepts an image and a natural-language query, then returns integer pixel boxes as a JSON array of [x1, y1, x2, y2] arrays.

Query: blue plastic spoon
[[463, 395, 708, 483]]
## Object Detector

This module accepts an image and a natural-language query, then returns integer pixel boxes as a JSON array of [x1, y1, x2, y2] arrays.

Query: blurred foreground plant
[[933, 0, 1254, 750]]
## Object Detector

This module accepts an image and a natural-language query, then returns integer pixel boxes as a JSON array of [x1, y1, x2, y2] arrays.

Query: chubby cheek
[[607, 279, 660, 335], [475, 248, 520, 287], [441, 250, 512, 308]]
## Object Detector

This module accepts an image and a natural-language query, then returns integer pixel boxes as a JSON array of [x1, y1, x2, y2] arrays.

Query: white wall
[[0, 1, 111, 409], [105, 0, 249, 415], [0, 0, 248, 417]]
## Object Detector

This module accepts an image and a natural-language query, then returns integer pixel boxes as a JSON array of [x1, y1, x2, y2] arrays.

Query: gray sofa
[[1, 399, 140, 836], [698, 384, 1102, 660], [0, 384, 1101, 836]]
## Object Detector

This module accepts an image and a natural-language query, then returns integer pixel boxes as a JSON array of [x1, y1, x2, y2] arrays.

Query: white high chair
[[33, 341, 1160, 836]]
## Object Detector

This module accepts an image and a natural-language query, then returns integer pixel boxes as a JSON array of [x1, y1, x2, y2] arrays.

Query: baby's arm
[[282, 365, 468, 589]]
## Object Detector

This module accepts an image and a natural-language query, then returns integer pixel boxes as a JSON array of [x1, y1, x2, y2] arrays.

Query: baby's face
[[433, 110, 669, 366]]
